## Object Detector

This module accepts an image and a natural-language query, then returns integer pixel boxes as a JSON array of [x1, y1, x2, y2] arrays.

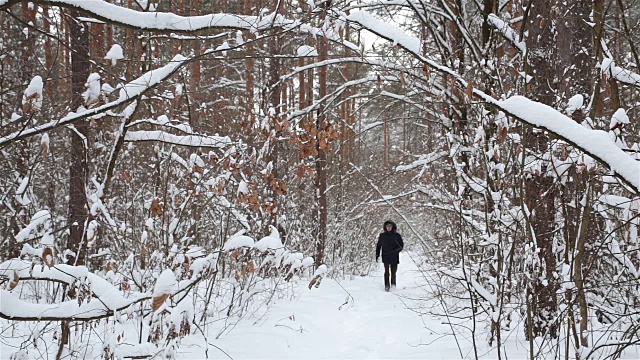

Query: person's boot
[[385, 285, 390, 292]]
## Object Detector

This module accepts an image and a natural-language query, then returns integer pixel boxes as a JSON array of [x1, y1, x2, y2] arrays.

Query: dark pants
[[384, 263, 398, 287]]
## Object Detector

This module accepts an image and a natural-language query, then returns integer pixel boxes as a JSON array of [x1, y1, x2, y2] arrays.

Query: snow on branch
[[125, 130, 231, 148], [0, 55, 188, 147], [0, 251, 221, 321], [487, 13, 525, 53], [0, 261, 149, 321], [0, 0, 359, 52], [491, 96, 640, 193], [396, 151, 448, 172], [15, 210, 52, 244], [347, 10, 640, 193], [347, 11, 420, 54], [0, 0, 290, 32], [288, 74, 399, 120], [601, 56, 640, 88], [0, 289, 149, 321], [344, 10, 467, 83]]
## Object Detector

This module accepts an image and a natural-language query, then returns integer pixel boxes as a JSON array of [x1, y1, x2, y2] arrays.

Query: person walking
[[376, 220, 404, 291]]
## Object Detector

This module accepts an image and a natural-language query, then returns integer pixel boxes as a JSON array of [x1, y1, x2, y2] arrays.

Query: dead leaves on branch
[[308, 275, 323, 289], [150, 199, 164, 217], [224, 244, 322, 289], [296, 165, 314, 179], [8, 270, 19, 290], [152, 293, 170, 312], [42, 247, 54, 268]]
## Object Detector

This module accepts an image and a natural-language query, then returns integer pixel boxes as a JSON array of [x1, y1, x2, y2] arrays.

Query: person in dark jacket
[[376, 220, 404, 291]]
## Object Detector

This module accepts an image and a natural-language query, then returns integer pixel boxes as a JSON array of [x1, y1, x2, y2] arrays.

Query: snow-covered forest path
[[190, 253, 474, 359]]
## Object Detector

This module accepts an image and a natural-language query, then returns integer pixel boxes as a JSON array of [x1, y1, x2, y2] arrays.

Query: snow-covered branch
[[487, 13, 526, 53], [0, 55, 188, 147], [125, 130, 231, 148], [0, 260, 149, 321], [0, 252, 220, 321], [344, 11, 640, 193], [601, 56, 640, 88], [0, 0, 291, 32], [486, 96, 640, 193]]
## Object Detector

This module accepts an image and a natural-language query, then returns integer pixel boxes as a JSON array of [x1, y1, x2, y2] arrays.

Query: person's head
[[383, 220, 396, 233]]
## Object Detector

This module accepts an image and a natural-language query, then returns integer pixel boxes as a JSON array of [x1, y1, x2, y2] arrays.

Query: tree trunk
[[67, 12, 91, 266], [524, 0, 559, 339], [314, 2, 328, 267]]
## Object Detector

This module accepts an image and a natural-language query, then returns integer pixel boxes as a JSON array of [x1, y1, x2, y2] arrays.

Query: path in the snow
[[196, 253, 477, 359], [185, 253, 640, 359]]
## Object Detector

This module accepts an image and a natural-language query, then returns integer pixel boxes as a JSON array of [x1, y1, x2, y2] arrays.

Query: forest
[[0, 0, 639, 358]]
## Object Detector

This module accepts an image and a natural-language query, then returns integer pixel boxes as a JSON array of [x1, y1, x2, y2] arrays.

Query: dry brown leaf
[[41, 139, 49, 159], [150, 199, 164, 217], [42, 248, 54, 268], [121, 278, 131, 291], [152, 293, 169, 312], [9, 270, 19, 290], [308, 275, 321, 290], [498, 126, 508, 144]]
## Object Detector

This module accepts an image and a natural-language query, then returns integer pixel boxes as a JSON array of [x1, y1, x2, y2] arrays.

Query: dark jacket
[[376, 220, 404, 264]]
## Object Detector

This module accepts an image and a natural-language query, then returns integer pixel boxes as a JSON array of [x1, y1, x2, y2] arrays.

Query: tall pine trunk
[[67, 12, 90, 266], [314, 2, 328, 267], [524, 0, 559, 339]]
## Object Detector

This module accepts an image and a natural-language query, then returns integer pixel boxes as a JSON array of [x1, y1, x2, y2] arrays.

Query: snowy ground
[[3, 253, 639, 359], [184, 253, 640, 360], [200, 255, 450, 359], [174, 253, 459, 359]]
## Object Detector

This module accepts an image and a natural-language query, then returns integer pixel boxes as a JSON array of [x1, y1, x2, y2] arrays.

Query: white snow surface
[[82, 73, 101, 104], [104, 44, 124, 65], [0, 261, 149, 320], [153, 269, 177, 296], [346, 11, 420, 54], [497, 96, 640, 192], [15, 210, 51, 243], [2, 254, 638, 358], [223, 235, 255, 251], [22, 75, 43, 110], [168, 254, 638, 359], [601, 56, 640, 86], [313, 264, 328, 277], [566, 94, 584, 115], [253, 225, 283, 251], [297, 45, 318, 57], [610, 108, 630, 129]]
